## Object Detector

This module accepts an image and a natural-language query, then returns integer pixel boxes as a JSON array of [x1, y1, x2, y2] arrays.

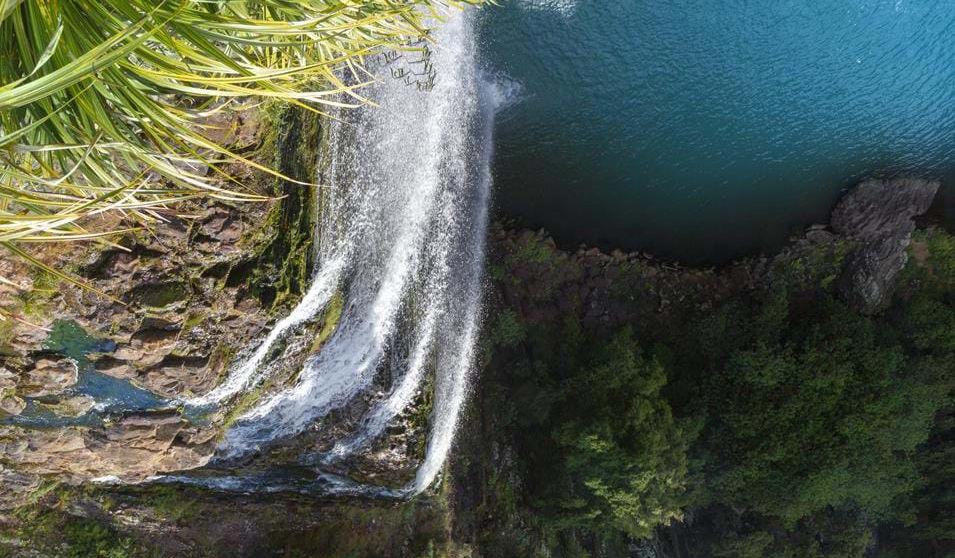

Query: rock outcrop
[[18, 357, 78, 397], [832, 178, 939, 314], [0, 200, 271, 507], [0, 413, 217, 483], [0, 106, 328, 512]]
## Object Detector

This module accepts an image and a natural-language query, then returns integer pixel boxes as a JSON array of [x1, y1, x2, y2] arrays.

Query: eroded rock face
[[0, 109, 327, 515], [831, 178, 939, 239], [0, 465, 41, 510], [0, 414, 216, 486], [0, 198, 279, 506], [832, 178, 939, 314], [18, 358, 78, 397]]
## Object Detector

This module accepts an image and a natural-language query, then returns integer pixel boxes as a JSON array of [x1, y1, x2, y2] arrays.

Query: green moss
[[2, 484, 151, 558], [237, 103, 324, 312], [308, 291, 344, 354], [181, 309, 208, 332], [408, 372, 436, 459], [145, 486, 199, 523], [206, 342, 237, 385], [60, 519, 138, 558], [220, 380, 268, 430], [0, 317, 13, 355], [127, 281, 190, 309]]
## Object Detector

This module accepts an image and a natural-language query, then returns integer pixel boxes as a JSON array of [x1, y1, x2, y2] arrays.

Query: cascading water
[[177, 8, 498, 496]]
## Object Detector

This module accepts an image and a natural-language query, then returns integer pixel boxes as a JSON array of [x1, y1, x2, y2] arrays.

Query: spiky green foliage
[[0, 0, 479, 297]]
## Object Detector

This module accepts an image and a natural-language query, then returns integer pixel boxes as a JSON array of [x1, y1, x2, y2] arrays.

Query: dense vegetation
[[491, 320, 688, 541], [476, 228, 955, 557]]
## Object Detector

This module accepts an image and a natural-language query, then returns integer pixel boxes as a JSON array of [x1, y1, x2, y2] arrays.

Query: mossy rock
[[127, 281, 190, 309], [242, 104, 323, 311]]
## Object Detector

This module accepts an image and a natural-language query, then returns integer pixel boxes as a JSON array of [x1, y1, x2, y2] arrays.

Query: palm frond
[[0, 0, 482, 285]]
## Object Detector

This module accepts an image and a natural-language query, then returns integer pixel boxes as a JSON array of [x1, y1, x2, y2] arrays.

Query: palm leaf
[[0, 0, 483, 299]]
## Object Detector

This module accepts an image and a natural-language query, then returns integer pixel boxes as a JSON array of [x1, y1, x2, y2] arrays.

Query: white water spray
[[187, 10, 502, 495], [185, 256, 345, 408]]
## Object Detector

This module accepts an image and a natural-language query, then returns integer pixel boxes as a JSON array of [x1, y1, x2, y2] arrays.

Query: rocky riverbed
[[0, 109, 319, 509], [0, 197, 276, 502]]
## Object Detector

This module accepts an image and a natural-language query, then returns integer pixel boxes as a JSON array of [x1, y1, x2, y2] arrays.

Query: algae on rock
[[235, 105, 327, 311]]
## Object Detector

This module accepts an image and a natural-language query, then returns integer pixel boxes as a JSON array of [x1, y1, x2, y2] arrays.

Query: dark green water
[[480, 0, 955, 263]]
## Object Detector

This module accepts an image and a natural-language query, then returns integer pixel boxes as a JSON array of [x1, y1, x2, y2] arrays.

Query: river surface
[[481, 0, 955, 262]]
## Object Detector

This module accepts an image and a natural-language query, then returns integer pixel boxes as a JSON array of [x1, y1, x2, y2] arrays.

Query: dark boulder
[[832, 178, 939, 314]]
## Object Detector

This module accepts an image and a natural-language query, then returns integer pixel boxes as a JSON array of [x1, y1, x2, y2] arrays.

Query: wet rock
[[0, 106, 309, 498], [40, 395, 95, 418], [0, 198, 277, 488], [0, 394, 25, 416], [19, 357, 78, 397], [832, 178, 939, 314]]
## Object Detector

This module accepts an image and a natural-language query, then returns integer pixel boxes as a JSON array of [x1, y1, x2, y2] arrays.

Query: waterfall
[[181, 8, 496, 496]]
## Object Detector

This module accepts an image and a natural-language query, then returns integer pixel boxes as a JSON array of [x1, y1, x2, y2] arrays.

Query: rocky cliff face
[[832, 178, 939, 314], [0, 199, 272, 507], [0, 108, 320, 510]]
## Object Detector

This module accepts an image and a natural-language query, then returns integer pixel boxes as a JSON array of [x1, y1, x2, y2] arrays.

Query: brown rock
[[40, 395, 95, 418], [19, 357, 78, 397], [0, 395, 25, 416], [93, 355, 135, 380], [0, 367, 17, 390]]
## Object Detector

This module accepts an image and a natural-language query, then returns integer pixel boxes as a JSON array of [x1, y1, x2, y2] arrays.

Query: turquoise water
[[6, 321, 169, 428], [480, 0, 955, 262]]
